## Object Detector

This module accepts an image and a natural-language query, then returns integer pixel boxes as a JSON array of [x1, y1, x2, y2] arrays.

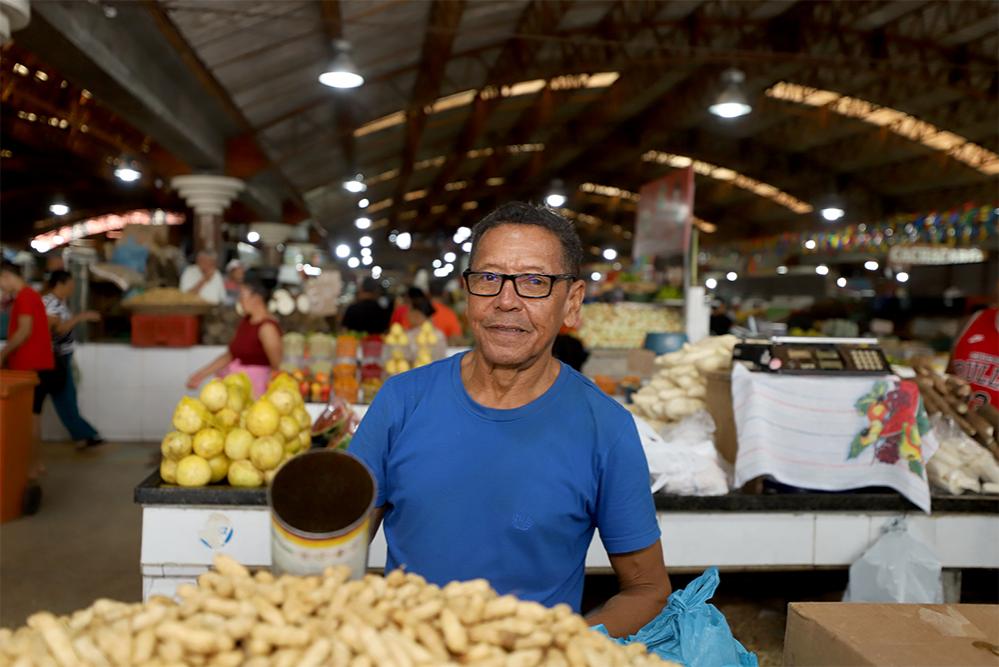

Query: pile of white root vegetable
[[630, 335, 738, 424], [0, 555, 677, 667], [913, 366, 999, 459]]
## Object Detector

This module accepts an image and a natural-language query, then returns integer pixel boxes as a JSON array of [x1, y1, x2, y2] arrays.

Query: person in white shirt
[[179, 250, 226, 305]]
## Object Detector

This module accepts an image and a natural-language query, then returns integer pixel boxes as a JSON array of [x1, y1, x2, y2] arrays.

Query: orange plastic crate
[[131, 314, 200, 347]]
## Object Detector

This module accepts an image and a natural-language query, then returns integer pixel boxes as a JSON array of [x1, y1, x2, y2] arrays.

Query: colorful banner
[[633, 167, 694, 260], [709, 204, 996, 269]]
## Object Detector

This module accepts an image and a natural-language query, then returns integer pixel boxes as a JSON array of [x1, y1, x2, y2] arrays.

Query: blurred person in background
[[41, 271, 104, 449], [341, 276, 391, 334], [0, 260, 56, 512], [710, 299, 734, 336], [949, 280, 999, 409], [224, 259, 245, 305], [391, 284, 464, 343], [187, 270, 282, 397], [405, 290, 447, 359], [180, 249, 226, 305]]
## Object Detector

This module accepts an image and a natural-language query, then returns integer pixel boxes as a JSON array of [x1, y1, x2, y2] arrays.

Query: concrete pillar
[[250, 222, 292, 267], [171, 175, 244, 258], [0, 0, 30, 44]]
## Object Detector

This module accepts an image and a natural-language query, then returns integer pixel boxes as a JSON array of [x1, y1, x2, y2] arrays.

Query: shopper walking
[[351, 203, 668, 637], [41, 271, 104, 449], [1, 260, 56, 513], [187, 270, 282, 397]]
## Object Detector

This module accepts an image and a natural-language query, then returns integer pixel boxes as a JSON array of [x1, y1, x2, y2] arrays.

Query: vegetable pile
[[630, 336, 738, 424], [160, 374, 313, 489], [578, 304, 683, 349], [0, 555, 677, 667]]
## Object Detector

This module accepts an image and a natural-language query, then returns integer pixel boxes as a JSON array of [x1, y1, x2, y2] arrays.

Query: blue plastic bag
[[594, 567, 757, 667]]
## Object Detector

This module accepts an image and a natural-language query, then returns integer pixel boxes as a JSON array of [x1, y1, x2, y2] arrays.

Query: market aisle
[[0, 441, 154, 627]]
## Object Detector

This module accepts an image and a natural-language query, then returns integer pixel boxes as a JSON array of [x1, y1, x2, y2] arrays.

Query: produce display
[[0, 554, 675, 666], [913, 366, 999, 459], [630, 335, 738, 424], [159, 374, 313, 489], [122, 288, 209, 308], [927, 418, 999, 495], [578, 303, 683, 349], [311, 397, 360, 450]]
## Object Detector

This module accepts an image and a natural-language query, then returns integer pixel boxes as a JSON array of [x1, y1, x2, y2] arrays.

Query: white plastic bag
[[844, 518, 943, 603], [634, 411, 731, 496]]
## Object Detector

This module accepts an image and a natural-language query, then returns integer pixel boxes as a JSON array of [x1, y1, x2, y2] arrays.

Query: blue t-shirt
[[349, 352, 660, 610]]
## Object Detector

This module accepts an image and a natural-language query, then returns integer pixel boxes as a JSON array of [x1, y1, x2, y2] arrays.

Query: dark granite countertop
[[135, 471, 999, 514]]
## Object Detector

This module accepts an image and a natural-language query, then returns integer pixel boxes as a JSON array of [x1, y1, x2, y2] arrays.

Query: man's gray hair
[[197, 249, 218, 260], [469, 202, 584, 276]]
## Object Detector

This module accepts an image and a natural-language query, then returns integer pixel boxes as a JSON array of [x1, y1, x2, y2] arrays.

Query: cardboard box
[[704, 370, 737, 464], [783, 602, 999, 667]]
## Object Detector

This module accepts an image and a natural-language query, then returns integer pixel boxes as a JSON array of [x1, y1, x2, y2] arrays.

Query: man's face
[[0, 271, 16, 295], [197, 254, 216, 275], [465, 224, 584, 368], [55, 279, 74, 300]]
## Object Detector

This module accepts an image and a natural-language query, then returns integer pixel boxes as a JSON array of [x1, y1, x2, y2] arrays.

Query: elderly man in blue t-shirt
[[350, 202, 670, 636]]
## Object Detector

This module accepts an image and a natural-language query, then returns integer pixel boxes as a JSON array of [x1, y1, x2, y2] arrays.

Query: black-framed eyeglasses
[[462, 270, 576, 299]]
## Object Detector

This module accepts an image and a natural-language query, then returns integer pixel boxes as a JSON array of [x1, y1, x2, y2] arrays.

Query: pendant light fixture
[[319, 40, 364, 89], [544, 179, 567, 208], [709, 69, 752, 119], [114, 159, 142, 183]]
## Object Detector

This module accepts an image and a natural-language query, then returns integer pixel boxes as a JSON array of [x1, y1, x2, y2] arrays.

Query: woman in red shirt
[[187, 270, 282, 397]]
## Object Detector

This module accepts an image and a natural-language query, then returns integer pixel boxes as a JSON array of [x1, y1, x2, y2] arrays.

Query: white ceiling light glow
[[343, 174, 366, 193], [896, 271, 910, 283], [360, 248, 372, 258], [602, 248, 618, 261], [432, 259, 442, 269], [347, 257, 360, 268], [358, 198, 369, 209], [361, 256, 372, 266], [319, 40, 364, 89], [820, 207, 845, 222], [590, 271, 602, 281], [705, 278, 718, 289], [815, 264, 830, 275], [462, 241, 472, 253], [247, 231, 260, 243], [837, 277, 847, 287], [114, 165, 142, 183], [395, 232, 412, 250], [804, 239, 817, 250], [371, 266, 382, 279], [864, 260, 879, 271], [777, 265, 789, 274], [354, 217, 372, 229], [359, 235, 372, 247], [726, 271, 738, 282], [49, 202, 69, 216], [443, 251, 456, 263], [709, 68, 752, 119], [335, 243, 351, 259]]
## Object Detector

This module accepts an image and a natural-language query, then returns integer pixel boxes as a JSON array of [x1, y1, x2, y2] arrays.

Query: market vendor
[[179, 249, 226, 305], [351, 202, 669, 637], [949, 293, 998, 409], [187, 270, 281, 397]]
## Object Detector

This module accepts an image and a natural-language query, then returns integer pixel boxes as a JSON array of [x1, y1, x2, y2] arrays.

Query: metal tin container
[[268, 449, 376, 578]]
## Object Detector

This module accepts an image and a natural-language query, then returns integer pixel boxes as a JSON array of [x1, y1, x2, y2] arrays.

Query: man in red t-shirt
[[949, 302, 998, 409], [1, 260, 55, 498]]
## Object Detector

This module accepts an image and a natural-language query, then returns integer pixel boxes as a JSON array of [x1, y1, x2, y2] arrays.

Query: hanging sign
[[633, 167, 694, 260], [887, 245, 987, 265]]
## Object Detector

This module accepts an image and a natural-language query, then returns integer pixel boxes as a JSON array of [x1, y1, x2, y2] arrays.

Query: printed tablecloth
[[731, 364, 938, 512]]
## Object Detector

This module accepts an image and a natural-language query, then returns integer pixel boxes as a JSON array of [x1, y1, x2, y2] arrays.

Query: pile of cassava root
[[0, 555, 677, 667]]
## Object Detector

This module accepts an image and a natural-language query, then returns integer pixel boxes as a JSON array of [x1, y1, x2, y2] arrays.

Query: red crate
[[131, 314, 200, 347]]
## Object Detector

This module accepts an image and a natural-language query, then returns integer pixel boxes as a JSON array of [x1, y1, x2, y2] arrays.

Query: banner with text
[[633, 167, 694, 260]]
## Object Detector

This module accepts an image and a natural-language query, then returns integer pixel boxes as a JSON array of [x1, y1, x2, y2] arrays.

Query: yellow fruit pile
[[159, 374, 313, 489]]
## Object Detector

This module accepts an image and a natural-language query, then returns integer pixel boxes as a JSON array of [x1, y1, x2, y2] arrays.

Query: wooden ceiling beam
[[415, 0, 576, 218], [143, 0, 305, 207], [386, 0, 466, 225]]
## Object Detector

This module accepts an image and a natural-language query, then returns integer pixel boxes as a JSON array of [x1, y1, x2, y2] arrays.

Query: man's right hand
[[82, 311, 101, 322]]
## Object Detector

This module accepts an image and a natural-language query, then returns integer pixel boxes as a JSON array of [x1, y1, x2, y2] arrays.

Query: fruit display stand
[[133, 475, 999, 602]]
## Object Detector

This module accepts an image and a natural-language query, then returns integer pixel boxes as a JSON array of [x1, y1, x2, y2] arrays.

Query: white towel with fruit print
[[730, 364, 939, 512]]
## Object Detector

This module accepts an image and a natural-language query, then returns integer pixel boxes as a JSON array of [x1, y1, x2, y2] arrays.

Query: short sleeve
[[178, 267, 198, 293], [348, 381, 399, 507], [596, 418, 661, 554]]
